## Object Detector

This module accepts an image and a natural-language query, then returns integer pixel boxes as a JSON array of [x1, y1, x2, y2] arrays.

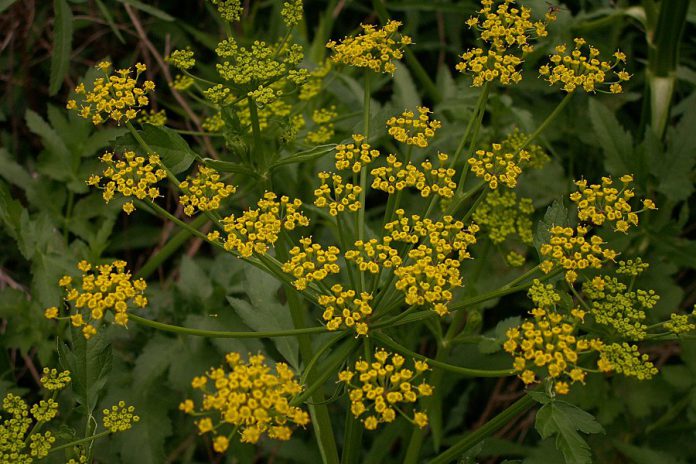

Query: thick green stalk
[[451, 83, 491, 167], [428, 395, 535, 464], [341, 411, 364, 464], [247, 96, 265, 169], [356, 71, 371, 293], [129, 313, 327, 338]]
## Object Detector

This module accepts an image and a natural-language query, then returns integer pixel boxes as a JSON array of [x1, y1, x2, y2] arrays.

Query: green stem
[[428, 395, 535, 464], [452, 82, 491, 168], [248, 96, 265, 169], [356, 72, 371, 293], [48, 430, 111, 454], [341, 411, 364, 464], [129, 313, 327, 338], [518, 93, 573, 152]]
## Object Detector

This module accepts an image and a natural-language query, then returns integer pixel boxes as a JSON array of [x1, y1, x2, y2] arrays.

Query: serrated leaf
[[49, 0, 73, 95], [535, 401, 603, 464], [533, 200, 569, 253], [588, 99, 633, 175], [113, 125, 196, 174], [653, 105, 696, 201], [177, 256, 213, 301], [0, 179, 24, 241], [132, 335, 178, 391], [58, 329, 112, 414], [393, 63, 421, 110], [226, 266, 298, 368]]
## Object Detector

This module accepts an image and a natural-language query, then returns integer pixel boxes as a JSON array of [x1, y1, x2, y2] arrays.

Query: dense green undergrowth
[[1, 1, 696, 463]]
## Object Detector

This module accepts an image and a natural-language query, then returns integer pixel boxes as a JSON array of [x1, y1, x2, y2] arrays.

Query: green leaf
[[588, 99, 634, 176], [116, 0, 174, 21], [226, 266, 299, 368], [177, 256, 213, 301], [49, 0, 73, 95], [393, 63, 421, 110], [0, 179, 24, 241], [535, 401, 603, 464], [132, 335, 178, 391], [114, 125, 196, 174], [94, 0, 125, 43], [270, 144, 336, 168], [58, 329, 113, 414], [0, 0, 18, 14], [653, 105, 696, 201], [533, 200, 569, 253], [612, 442, 680, 464]]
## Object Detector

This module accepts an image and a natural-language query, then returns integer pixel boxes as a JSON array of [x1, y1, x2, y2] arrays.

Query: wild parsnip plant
[[2, 0, 696, 463]]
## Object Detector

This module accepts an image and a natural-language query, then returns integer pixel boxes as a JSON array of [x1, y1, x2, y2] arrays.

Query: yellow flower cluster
[[281, 0, 303, 27], [87, 151, 167, 214], [40, 368, 71, 391], [102, 401, 140, 432], [138, 109, 167, 127], [504, 307, 603, 394], [385, 210, 479, 262], [209, 0, 243, 22], [616, 257, 649, 277], [178, 166, 237, 216], [281, 238, 341, 290], [582, 275, 658, 340], [456, 0, 555, 86], [338, 350, 431, 430], [539, 38, 631, 93], [0, 393, 57, 461], [171, 74, 195, 90], [314, 172, 362, 216], [44, 260, 147, 338], [183, 353, 309, 448], [472, 190, 534, 244], [539, 226, 618, 283], [501, 128, 550, 168], [570, 175, 656, 233], [665, 313, 696, 335], [386, 210, 478, 315], [467, 142, 530, 189], [213, 193, 309, 258], [306, 106, 337, 144], [326, 20, 412, 74], [216, 38, 307, 102], [202, 113, 225, 132], [66, 61, 155, 125], [345, 238, 402, 274], [598, 343, 658, 380], [386, 107, 441, 147], [371, 153, 457, 199], [318, 284, 374, 335], [299, 60, 331, 101], [334, 134, 381, 173]]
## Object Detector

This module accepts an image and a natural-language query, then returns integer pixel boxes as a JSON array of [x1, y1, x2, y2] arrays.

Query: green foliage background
[[1, 0, 696, 462]]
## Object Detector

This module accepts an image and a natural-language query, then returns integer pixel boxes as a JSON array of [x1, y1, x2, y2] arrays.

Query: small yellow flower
[[178, 166, 236, 216], [44, 307, 58, 319], [213, 435, 229, 453]]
